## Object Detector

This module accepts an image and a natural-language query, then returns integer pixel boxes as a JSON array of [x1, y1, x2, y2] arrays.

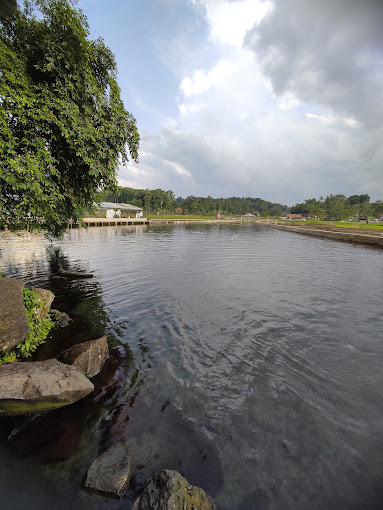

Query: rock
[[50, 309, 71, 328], [132, 470, 217, 510], [0, 359, 94, 416], [0, 278, 29, 352], [57, 336, 109, 378], [83, 346, 129, 404], [31, 288, 55, 319], [85, 441, 130, 496], [57, 268, 93, 279]]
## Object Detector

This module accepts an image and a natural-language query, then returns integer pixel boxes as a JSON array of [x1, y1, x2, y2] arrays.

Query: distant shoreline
[[255, 221, 383, 248], [148, 218, 241, 225]]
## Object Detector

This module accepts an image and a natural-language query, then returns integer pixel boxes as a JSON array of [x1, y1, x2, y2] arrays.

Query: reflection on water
[[0, 225, 383, 510]]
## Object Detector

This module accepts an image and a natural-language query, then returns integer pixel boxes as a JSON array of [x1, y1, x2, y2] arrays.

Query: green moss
[[0, 288, 54, 364], [0, 398, 71, 416]]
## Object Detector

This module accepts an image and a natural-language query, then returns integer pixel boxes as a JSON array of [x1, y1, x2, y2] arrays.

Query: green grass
[[278, 220, 383, 230]]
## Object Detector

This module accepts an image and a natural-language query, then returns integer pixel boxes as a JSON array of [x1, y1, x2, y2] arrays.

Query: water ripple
[[1, 224, 383, 510]]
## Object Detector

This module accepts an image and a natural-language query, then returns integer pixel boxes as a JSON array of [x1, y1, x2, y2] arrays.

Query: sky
[[76, 0, 383, 205]]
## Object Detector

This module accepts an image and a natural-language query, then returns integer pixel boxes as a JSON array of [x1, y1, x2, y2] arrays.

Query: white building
[[97, 202, 143, 219]]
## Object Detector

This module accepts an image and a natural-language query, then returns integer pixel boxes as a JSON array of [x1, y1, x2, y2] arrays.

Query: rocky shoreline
[[0, 274, 217, 509]]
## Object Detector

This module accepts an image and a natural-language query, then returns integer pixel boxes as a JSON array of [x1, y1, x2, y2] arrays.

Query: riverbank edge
[[255, 221, 383, 248]]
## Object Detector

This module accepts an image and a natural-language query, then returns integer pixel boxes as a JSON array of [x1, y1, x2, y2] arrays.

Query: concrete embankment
[[256, 222, 383, 248]]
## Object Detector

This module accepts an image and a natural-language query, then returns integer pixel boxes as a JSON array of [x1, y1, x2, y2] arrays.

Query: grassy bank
[[277, 220, 383, 230]]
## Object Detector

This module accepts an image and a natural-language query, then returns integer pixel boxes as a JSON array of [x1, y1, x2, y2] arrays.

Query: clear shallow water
[[0, 224, 383, 510]]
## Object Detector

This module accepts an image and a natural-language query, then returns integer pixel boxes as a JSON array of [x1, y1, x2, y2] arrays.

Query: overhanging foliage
[[0, 0, 139, 237]]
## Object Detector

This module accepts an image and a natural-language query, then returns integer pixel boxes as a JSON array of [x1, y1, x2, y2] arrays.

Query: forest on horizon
[[100, 188, 383, 220]]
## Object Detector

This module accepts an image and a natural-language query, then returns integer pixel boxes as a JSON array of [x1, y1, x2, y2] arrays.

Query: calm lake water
[[0, 224, 382, 510]]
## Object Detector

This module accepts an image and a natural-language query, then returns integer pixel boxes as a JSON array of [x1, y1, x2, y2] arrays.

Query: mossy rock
[[0, 285, 55, 364], [132, 469, 217, 510], [0, 278, 29, 352], [0, 359, 94, 416]]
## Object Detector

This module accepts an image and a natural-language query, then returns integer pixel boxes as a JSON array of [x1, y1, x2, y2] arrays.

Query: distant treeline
[[100, 187, 287, 216], [290, 194, 383, 220], [100, 188, 383, 219]]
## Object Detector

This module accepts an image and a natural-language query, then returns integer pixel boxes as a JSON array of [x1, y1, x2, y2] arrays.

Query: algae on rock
[[0, 285, 55, 364], [132, 470, 217, 510]]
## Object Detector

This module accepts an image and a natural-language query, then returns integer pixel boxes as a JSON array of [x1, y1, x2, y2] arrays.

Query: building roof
[[98, 202, 143, 211]]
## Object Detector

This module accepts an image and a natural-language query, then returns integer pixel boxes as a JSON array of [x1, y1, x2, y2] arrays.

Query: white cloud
[[164, 160, 193, 177], [178, 102, 205, 117], [276, 91, 300, 111], [180, 59, 235, 97], [306, 113, 360, 128], [194, 0, 272, 47], [343, 117, 359, 128]]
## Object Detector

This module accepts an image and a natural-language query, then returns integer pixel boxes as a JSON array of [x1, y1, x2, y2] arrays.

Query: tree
[[371, 199, 383, 218], [0, 0, 17, 25], [0, 0, 139, 237], [324, 194, 347, 220]]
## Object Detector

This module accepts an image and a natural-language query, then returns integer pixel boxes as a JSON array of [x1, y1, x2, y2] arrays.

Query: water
[[0, 224, 382, 510]]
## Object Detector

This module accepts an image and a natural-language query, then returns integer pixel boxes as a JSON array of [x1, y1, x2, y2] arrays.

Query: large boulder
[[132, 470, 217, 510], [57, 336, 109, 378], [0, 359, 94, 416], [84, 441, 130, 496], [0, 278, 29, 352]]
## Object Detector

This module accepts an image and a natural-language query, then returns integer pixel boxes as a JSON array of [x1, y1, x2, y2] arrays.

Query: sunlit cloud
[[276, 91, 300, 111], [306, 113, 360, 128], [164, 160, 193, 177], [193, 0, 272, 47], [180, 59, 235, 97]]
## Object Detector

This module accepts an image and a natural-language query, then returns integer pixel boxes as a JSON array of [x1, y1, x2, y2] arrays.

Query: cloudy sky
[[77, 0, 383, 205]]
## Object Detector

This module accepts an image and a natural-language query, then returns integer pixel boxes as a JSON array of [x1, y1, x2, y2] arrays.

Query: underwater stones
[[57, 336, 109, 378], [0, 359, 94, 416], [84, 441, 131, 496], [132, 469, 217, 510], [0, 278, 29, 352]]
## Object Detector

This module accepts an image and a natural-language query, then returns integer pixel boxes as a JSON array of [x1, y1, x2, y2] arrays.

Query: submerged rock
[[57, 268, 93, 279], [132, 469, 217, 510], [0, 359, 94, 416], [57, 336, 109, 378], [50, 309, 71, 328], [0, 278, 29, 352], [83, 346, 129, 404], [85, 441, 130, 496]]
